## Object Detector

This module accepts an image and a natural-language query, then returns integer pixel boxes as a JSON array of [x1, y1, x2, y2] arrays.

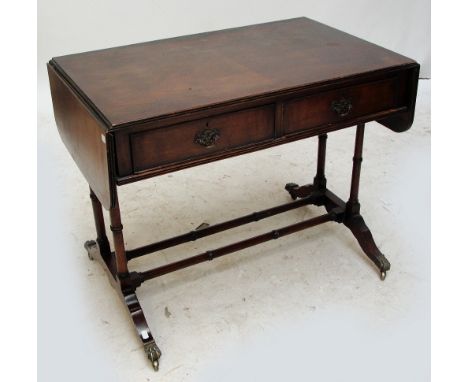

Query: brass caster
[[84, 240, 96, 260], [144, 342, 162, 371], [380, 270, 387, 281]]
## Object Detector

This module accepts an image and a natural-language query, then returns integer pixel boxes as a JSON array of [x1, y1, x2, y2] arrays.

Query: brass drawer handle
[[194, 128, 220, 148], [331, 97, 352, 117]]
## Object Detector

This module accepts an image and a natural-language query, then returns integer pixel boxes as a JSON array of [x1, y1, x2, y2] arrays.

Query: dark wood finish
[[108, 193, 128, 275], [140, 210, 339, 281], [127, 190, 323, 260], [346, 123, 365, 215], [285, 129, 390, 280], [48, 18, 418, 188], [112, 70, 414, 180], [283, 76, 403, 133], [343, 214, 391, 279], [47, 64, 114, 208], [50, 18, 416, 127], [344, 123, 390, 279], [48, 17, 419, 370], [123, 293, 161, 370], [378, 64, 420, 132], [113, 100, 408, 183], [130, 105, 274, 173], [84, 238, 161, 370], [313, 134, 328, 189], [89, 187, 111, 257], [85, 195, 161, 369]]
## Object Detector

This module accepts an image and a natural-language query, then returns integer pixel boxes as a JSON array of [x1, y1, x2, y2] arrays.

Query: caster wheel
[[144, 342, 162, 371], [380, 271, 387, 281]]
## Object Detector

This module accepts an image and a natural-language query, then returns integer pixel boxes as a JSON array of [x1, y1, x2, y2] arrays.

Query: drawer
[[283, 76, 403, 133], [130, 105, 275, 173]]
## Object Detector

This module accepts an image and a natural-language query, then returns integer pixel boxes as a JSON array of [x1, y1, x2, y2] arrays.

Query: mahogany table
[[47, 17, 419, 370]]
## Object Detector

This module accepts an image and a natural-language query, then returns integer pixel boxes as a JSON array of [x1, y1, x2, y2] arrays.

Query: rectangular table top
[[50, 17, 416, 128]]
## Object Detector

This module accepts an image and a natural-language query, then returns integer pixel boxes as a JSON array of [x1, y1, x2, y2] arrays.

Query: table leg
[[313, 133, 328, 190], [85, 187, 111, 260], [84, 189, 162, 370], [109, 193, 162, 369], [284, 126, 391, 280], [344, 124, 391, 280], [285, 134, 328, 200], [124, 292, 162, 370], [108, 193, 128, 276]]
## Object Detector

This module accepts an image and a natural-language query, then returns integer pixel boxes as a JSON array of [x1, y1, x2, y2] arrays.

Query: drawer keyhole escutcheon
[[331, 97, 352, 117], [194, 128, 220, 148]]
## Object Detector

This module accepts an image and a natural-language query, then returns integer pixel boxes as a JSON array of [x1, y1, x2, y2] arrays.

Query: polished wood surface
[[47, 17, 419, 370], [111, 65, 416, 183], [49, 17, 419, 192], [131, 104, 275, 172], [47, 64, 114, 209], [283, 74, 404, 133], [50, 17, 416, 127]]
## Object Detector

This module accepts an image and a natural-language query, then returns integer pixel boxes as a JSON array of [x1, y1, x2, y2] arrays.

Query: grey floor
[[38, 80, 430, 382]]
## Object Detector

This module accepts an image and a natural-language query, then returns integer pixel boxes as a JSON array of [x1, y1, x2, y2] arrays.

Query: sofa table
[[47, 17, 419, 370]]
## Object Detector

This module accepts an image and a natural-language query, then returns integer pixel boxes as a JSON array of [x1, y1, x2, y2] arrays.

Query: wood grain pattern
[[111, 66, 416, 182], [49, 17, 421, 369], [47, 63, 114, 209], [49, 17, 419, 188], [283, 75, 401, 133], [50, 17, 417, 128], [130, 105, 274, 173]]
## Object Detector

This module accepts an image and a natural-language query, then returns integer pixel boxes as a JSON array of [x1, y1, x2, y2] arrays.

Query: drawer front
[[130, 105, 275, 172], [283, 76, 402, 133]]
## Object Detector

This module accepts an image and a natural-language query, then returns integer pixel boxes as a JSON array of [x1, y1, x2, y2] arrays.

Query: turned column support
[[341, 123, 390, 279], [313, 133, 328, 189], [89, 187, 111, 258], [109, 192, 129, 276], [346, 123, 365, 216], [285, 133, 328, 201]]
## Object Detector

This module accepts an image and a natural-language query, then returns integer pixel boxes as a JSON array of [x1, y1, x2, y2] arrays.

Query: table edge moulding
[[47, 17, 419, 370]]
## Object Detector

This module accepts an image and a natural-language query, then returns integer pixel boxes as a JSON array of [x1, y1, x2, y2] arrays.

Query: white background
[[34, 1, 435, 382]]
